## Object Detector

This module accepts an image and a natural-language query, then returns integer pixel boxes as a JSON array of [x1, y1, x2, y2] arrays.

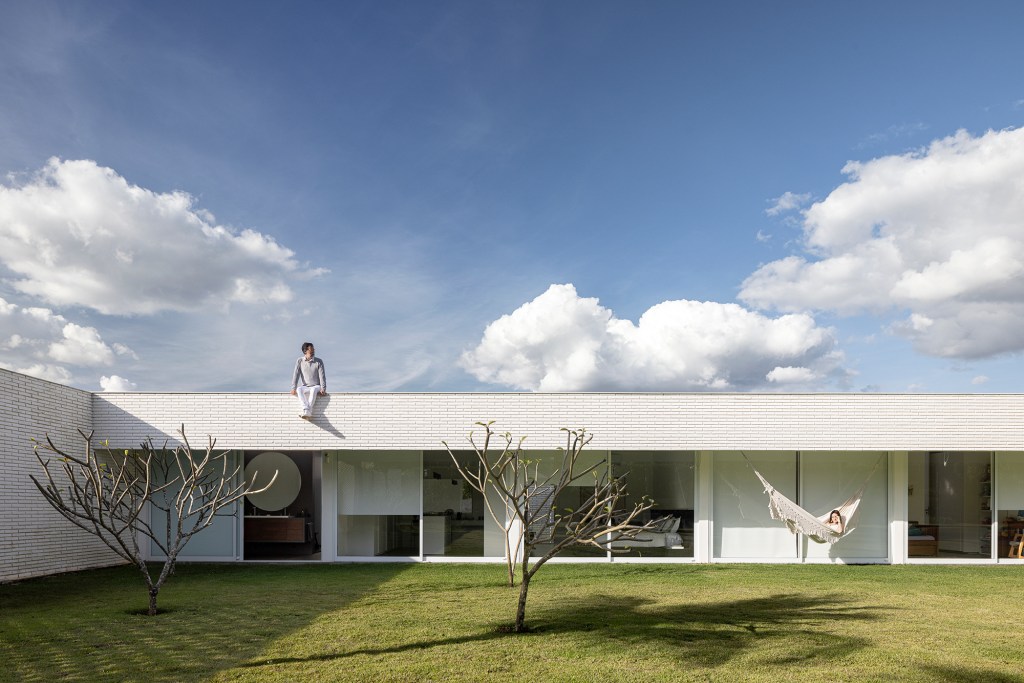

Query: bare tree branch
[[31, 425, 274, 615], [445, 421, 660, 632]]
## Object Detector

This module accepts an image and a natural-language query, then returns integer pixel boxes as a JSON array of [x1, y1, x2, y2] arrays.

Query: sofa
[[610, 516, 683, 549]]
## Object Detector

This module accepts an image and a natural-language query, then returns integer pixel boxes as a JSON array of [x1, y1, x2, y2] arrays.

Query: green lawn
[[1, 562, 1021, 682]]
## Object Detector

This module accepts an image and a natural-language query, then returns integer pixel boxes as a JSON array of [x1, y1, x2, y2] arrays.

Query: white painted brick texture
[[0, 369, 122, 582], [92, 391, 1024, 452], [7, 367, 1024, 582]]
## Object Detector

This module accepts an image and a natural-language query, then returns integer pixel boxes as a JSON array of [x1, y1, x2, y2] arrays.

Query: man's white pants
[[296, 385, 321, 416]]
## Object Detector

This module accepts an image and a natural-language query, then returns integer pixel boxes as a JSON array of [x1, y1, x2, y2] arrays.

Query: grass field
[[1, 562, 1022, 682]]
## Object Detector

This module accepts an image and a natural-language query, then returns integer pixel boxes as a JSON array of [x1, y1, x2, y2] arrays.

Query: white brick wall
[[0, 369, 122, 582], [94, 391, 1024, 452], [7, 369, 1024, 581]]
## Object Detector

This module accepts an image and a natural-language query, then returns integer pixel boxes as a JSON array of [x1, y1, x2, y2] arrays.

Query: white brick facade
[[0, 369, 122, 582], [5, 366, 1024, 581], [94, 391, 1024, 452]]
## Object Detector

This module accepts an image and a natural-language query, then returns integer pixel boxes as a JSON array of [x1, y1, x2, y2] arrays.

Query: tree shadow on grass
[[237, 591, 885, 674], [0, 562, 410, 683], [530, 592, 884, 670], [920, 666, 1024, 683], [238, 631, 509, 669]]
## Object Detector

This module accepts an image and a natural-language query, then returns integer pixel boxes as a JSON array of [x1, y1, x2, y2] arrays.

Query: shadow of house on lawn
[[0, 563, 410, 683]]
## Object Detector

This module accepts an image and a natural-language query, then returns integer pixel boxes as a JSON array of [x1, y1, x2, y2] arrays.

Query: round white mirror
[[245, 451, 301, 512]]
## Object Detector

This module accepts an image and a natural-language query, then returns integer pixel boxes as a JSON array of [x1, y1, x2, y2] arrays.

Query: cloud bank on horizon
[[463, 126, 1024, 391]]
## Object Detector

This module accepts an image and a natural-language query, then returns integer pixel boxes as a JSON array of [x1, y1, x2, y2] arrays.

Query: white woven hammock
[[746, 455, 883, 545]]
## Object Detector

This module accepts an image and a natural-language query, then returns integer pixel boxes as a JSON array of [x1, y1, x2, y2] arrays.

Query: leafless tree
[[444, 421, 659, 632], [31, 425, 273, 616]]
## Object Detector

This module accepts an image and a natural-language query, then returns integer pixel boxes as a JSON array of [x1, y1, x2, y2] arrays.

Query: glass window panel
[[996, 452, 1024, 509], [337, 451, 420, 515], [422, 450, 493, 557], [995, 452, 1024, 559], [422, 449, 610, 559], [337, 514, 419, 556], [150, 449, 240, 558], [610, 451, 694, 558], [518, 450, 609, 558], [713, 452, 798, 559], [336, 451, 420, 557], [907, 452, 991, 559], [801, 452, 888, 559]]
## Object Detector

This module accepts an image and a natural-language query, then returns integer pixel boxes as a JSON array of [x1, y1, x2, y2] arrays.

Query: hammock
[[744, 454, 883, 545]]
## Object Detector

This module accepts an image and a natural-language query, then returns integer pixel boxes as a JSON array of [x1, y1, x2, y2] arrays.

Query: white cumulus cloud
[[0, 158, 326, 315], [766, 191, 811, 216], [100, 374, 137, 391], [2, 363, 73, 384], [0, 296, 128, 384], [460, 284, 845, 391], [766, 366, 818, 384], [112, 343, 139, 360], [49, 323, 115, 366], [740, 126, 1024, 359]]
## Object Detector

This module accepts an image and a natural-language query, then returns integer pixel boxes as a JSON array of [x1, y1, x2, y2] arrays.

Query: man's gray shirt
[[292, 356, 326, 392]]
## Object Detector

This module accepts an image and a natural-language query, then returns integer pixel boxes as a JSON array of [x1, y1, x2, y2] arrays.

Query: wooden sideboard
[[245, 516, 306, 543]]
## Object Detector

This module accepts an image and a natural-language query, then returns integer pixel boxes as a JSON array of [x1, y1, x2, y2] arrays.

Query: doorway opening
[[243, 450, 321, 561]]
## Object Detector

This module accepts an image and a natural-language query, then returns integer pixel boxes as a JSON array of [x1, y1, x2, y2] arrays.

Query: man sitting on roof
[[290, 341, 327, 419]]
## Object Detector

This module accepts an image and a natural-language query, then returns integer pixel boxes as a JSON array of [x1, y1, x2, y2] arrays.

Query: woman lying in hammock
[[743, 452, 883, 543], [825, 510, 845, 534]]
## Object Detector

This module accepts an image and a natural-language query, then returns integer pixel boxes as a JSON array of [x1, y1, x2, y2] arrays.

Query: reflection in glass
[[996, 452, 1024, 559], [908, 451, 991, 559], [714, 452, 798, 559], [422, 451, 492, 557], [801, 452, 887, 559], [611, 451, 694, 559], [336, 451, 420, 557]]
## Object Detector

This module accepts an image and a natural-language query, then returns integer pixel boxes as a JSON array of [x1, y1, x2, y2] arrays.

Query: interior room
[[243, 451, 321, 560], [336, 450, 421, 557], [421, 450, 487, 556], [610, 451, 694, 558], [908, 451, 991, 559]]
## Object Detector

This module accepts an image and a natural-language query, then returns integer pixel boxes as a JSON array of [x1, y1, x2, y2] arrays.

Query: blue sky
[[2, 1, 1024, 393]]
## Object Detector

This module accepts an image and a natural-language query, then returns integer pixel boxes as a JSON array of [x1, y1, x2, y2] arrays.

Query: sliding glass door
[[336, 451, 420, 557]]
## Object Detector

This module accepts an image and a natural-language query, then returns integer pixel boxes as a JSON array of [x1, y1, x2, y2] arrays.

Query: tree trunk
[[505, 534, 515, 587], [148, 587, 159, 616], [135, 560, 160, 616], [514, 571, 531, 632]]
